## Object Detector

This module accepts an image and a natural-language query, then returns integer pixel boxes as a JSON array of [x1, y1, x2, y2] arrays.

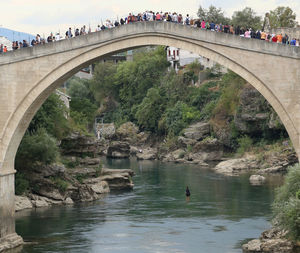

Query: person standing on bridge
[[184, 14, 190, 25], [67, 28, 73, 38]]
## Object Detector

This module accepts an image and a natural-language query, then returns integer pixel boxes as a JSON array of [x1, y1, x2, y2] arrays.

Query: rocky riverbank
[[15, 164, 134, 212], [242, 226, 299, 253]]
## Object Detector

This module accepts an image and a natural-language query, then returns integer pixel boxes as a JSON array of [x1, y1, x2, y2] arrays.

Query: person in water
[[186, 186, 190, 199]]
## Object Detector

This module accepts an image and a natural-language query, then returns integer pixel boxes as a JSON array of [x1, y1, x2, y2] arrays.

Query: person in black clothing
[[186, 186, 190, 197]]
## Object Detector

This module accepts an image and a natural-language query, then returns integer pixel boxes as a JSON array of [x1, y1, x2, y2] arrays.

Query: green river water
[[15, 158, 282, 253]]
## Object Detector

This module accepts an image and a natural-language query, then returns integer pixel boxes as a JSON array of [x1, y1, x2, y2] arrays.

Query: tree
[[135, 88, 165, 132], [197, 5, 230, 24], [70, 97, 98, 128], [165, 101, 199, 135], [68, 79, 90, 99], [90, 62, 118, 102], [231, 7, 262, 30], [15, 128, 59, 170], [28, 93, 70, 140], [269, 6, 297, 28], [114, 46, 169, 120]]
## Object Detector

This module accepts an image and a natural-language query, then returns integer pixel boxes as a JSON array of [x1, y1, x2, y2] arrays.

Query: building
[[166, 46, 226, 71]]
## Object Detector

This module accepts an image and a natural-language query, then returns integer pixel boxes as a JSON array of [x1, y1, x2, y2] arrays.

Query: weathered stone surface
[[136, 148, 156, 160], [193, 138, 223, 161], [29, 194, 50, 208], [214, 157, 259, 175], [260, 166, 288, 174], [163, 149, 185, 162], [99, 168, 134, 190], [234, 85, 284, 134], [0, 233, 23, 252], [90, 181, 109, 194], [64, 197, 74, 205], [182, 122, 210, 140], [107, 141, 130, 158], [79, 157, 101, 166], [242, 239, 261, 252], [15, 196, 33, 212], [242, 226, 295, 253], [249, 175, 266, 185], [37, 188, 65, 201], [60, 132, 99, 156], [33, 164, 66, 177], [116, 122, 139, 139], [177, 136, 197, 148], [67, 167, 99, 178]]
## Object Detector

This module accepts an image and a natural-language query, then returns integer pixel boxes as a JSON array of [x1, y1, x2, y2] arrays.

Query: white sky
[[1, 0, 299, 35]]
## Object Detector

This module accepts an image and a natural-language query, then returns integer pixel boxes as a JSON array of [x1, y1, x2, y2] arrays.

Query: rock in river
[[107, 141, 130, 158]]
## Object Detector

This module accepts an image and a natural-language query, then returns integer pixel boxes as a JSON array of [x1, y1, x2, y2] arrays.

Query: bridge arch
[[0, 22, 300, 174], [0, 21, 300, 250]]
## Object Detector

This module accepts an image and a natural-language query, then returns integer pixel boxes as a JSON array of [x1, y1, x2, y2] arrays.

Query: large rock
[[117, 122, 139, 138], [136, 148, 157, 160], [60, 132, 100, 156], [30, 177, 66, 201], [242, 226, 295, 253], [182, 122, 210, 140], [99, 168, 134, 190], [107, 141, 130, 158], [249, 175, 266, 185], [193, 138, 223, 161], [79, 157, 101, 166], [177, 136, 197, 148], [29, 194, 51, 208], [90, 181, 109, 194], [234, 85, 285, 134], [214, 157, 259, 175], [33, 164, 66, 178], [15, 196, 33, 212]]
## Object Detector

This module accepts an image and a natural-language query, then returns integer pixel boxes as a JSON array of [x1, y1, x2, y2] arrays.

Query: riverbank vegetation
[[272, 164, 300, 241]]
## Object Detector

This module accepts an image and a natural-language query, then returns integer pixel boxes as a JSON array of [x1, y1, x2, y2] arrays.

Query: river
[[16, 159, 282, 253]]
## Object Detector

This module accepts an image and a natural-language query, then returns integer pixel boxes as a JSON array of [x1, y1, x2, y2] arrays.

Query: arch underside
[[1, 34, 298, 171]]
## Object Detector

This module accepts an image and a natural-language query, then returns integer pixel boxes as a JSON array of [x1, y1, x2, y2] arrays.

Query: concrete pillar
[[0, 171, 23, 252]]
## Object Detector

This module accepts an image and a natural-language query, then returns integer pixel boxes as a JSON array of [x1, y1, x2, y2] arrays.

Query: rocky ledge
[[15, 165, 134, 212], [242, 227, 298, 253]]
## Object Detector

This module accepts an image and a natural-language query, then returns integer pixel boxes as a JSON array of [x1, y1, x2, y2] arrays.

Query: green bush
[[28, 93, 70, 140], [165, 101, 199, 136], [272, 164, 300, 241], [236, 135, 253, 155], [15, 173, 29, 195], [16, 128, 59, 170], [50, 177, 69, 192]]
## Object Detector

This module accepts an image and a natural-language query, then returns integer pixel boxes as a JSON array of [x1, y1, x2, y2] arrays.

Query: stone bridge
[[0, 21, 300, 250]]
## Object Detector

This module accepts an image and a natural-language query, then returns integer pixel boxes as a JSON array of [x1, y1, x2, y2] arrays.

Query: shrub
[[272, 164, 300, 241], [15, 128, 59, 170], [165, 101, 199, 136], [50, 177, 69, 192], [15, 173, 29, 195], [236, 135, 253, 155]]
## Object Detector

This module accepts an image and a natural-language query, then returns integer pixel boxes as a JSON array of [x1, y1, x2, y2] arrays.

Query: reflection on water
[[16, 159, 282, 253]]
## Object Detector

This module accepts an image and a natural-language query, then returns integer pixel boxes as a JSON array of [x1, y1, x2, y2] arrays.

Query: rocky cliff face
[[234, 84, 284, 135], [211, 83, 286, 149]]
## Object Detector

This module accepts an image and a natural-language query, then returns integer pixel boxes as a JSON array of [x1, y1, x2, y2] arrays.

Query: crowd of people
[[0, 10, 299, 53]]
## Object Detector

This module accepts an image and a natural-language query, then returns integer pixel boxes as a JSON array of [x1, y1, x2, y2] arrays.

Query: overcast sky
[[1, 0, 299, 35]]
